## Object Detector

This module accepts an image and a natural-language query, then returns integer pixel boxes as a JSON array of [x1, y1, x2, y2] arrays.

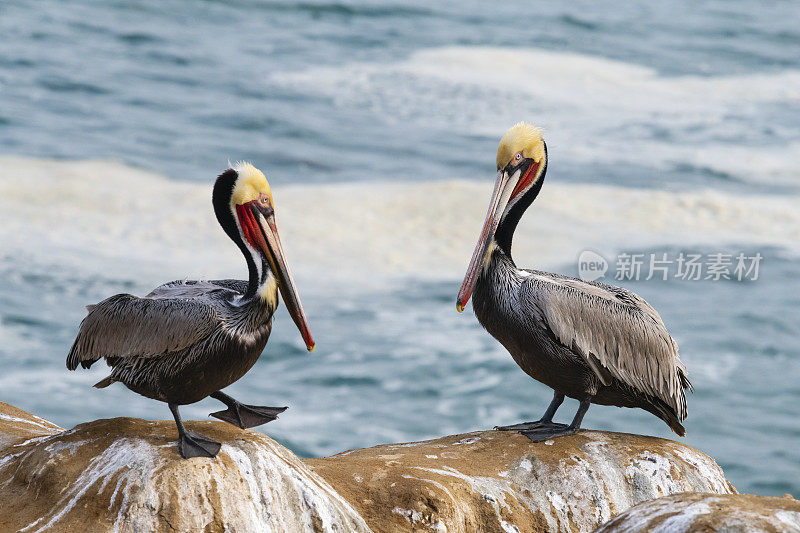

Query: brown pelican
[[67, 163, 314, 458], [456, 123, 691, 441]]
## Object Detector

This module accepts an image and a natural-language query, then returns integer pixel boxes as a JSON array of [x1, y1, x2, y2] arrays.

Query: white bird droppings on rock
[[0, 413, 371, 533], [595, 493, 800, 533], [308, 430, 736, 533], [500, 520, 520, 533]]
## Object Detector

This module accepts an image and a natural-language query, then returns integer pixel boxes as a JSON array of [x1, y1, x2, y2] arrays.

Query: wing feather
[[527, 275, 690, 420], [66, 291, 220, 370]]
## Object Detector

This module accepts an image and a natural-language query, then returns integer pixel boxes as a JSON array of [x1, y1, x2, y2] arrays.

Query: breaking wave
[[1, 156, 797, 289], [272, 46, 800, 186]]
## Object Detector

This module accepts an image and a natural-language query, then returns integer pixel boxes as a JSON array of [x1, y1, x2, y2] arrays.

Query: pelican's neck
[[474, 244, 520, 327], [494, 155, 547, 260], [241, 246, 260, 299], [238, 247, 278, 310], [480, 242, 517, 280], [212, 169, 278, 308]]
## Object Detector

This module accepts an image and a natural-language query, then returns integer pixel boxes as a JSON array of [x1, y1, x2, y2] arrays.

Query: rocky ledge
[[307, 430, 735, 532], [0, 401, 369, 533], [0, 401, 741, 532], [595, 492, 800, 532]]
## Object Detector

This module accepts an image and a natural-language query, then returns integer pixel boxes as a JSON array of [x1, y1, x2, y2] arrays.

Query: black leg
[[169, 403, 221, 459], [520, 396, 592, 443], [209, 390, 287, 429], [496, 392, 567, 431]]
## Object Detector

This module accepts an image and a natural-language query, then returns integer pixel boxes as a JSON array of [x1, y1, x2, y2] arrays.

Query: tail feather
[[645, 396, 686, 437], [66, 340, 100, 371], [93, 376, 116, 389]]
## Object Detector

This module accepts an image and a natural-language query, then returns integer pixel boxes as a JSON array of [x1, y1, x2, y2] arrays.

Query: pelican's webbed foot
[[179, 430, 222, 458], [520, 425, 578, 442], [169, 403, 221, 459], [496, 421, 568, 431], [210, 390, 287, 429], [496, 392, 567, 432], [210, 404, 287, 429], [520, 397, 592, 443]]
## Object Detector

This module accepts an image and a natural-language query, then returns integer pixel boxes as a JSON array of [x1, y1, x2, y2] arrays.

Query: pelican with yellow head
[[457, 123, 692, 442], [67, 162, 314, 458]]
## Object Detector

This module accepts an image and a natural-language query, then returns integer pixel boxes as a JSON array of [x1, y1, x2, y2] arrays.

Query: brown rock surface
[[594, 492, 800, 532], [0, 402, 370, 533], [306, 430, 736, 533], [0, 401, 62, 446], [1, 401, 745, 533]]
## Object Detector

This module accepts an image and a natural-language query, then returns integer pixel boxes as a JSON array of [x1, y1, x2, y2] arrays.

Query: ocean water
[[1, 0, 799, 498]]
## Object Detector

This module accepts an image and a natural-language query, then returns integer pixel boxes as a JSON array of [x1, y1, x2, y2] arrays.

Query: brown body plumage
[[69, 279, 274, 405], [67, 163, 314, 458], [458, 123, 691, 440]]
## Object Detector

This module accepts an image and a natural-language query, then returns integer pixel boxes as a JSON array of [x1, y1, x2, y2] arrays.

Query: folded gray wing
[[207, 279, 248, 294], [146, 279, 246, 298], [66, 292, 220, 370], [525, 274, 689, 420]]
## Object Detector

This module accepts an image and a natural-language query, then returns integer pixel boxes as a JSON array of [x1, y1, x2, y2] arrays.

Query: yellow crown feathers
[[496, 122, 545, 170], [230, 162, 273, 206]]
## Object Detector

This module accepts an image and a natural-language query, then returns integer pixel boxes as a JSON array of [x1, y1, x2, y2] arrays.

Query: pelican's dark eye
[[262, 197, 269, 204], [515, 153, 522, 160]]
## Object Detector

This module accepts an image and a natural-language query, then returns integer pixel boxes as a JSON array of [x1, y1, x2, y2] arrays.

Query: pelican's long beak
[[250, 203, 315, 352], [456, 169, 513, 312]]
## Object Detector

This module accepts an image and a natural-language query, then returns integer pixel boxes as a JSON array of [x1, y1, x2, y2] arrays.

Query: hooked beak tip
[[456, 301, 464, 313], [307, 342, 315, 353]]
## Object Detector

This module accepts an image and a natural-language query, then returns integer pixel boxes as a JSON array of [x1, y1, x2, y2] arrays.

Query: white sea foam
[[1, 156, 798, 289], [272, 46, 800, 185]]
